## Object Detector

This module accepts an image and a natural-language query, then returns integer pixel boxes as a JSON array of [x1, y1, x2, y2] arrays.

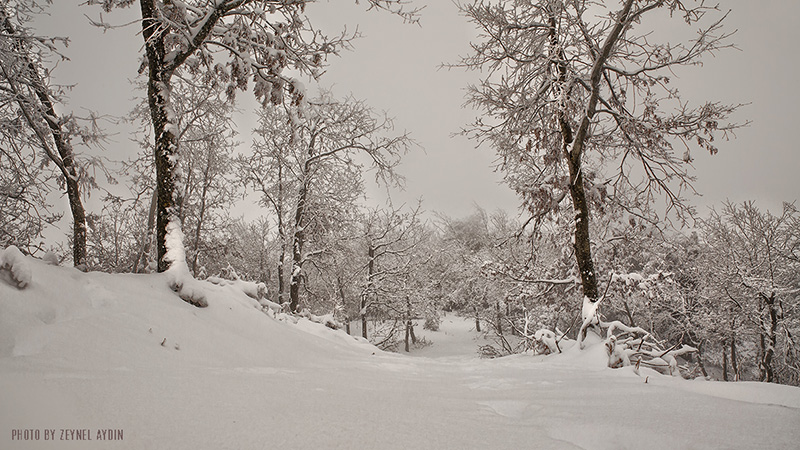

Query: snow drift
[[1, 250, 799, 449]]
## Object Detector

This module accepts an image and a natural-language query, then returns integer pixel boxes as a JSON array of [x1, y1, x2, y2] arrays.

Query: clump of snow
[[164, 218, 208, 308], [41, 251, 60, 266], [577, 295, 601, 348], [206, 276, 266, 302], [534, 329, 559, 354], [166, 260, 208, 308], [0, 246, 32, 289], [298, 310, 341, 330]]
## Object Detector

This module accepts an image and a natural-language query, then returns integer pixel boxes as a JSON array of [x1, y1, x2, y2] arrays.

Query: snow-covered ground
[[2, 253, 799, 449]]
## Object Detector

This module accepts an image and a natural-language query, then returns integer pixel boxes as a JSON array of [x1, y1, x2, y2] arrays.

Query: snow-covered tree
[[240, 92, 411, 312], [0, 1, 104, 268], [124, 75, 240, 274], [457, 0, 742, 324], [701, 202, 800, 384], [358, 203, 427, 344], [87, 0, 419, 276]]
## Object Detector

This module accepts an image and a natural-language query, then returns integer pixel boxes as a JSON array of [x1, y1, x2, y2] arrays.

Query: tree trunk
[[405, 296, 412, 352], [404, 320, 411, 353], [362, 242, 376, 340], [697, 340, 709, 378], [336, 275, 347, 327], [133, 190, 157, 273], [567, 156, 599, 302], [288, 182, 308, 313], [759, 292, 779, 382], [548, 1, 635, 307], [730, 336, 739, 381], [361, 308, 368, 340], [288, 132, 318, 312], [58, 134, 87, 270], [0, 8, 87, 269], [275, 164, 287, 306], [722, 340, 729, 382], [474, 305, 481, 333], [405, 296, 417, 346], [495, 300, 503, 336], [140, 0, 182, 273], [190, 154, 213, 275]]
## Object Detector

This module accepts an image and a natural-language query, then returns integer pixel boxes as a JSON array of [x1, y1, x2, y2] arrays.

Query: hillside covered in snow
[[2, 252, 799, 450]]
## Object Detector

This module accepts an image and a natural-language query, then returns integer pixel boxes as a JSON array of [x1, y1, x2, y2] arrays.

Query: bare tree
[[359, 203, 425, 340], [457, 0, 741, 322], [0, 1, 99, 268], [241, 93, 411, 312], [702, 202, 800, 384]]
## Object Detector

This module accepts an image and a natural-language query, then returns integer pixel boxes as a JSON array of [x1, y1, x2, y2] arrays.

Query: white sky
[[39, 0, 800, 220]]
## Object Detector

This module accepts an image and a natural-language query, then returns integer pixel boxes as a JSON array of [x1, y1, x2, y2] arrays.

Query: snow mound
[[1, 252, 799, 450], [0, 246, 32, 289]]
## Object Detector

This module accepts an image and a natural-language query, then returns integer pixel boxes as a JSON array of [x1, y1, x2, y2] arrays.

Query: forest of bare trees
[[0, 0, 796, 385]]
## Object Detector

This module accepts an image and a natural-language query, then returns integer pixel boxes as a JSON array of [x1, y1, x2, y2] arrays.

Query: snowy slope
[[1, 253, 799, 450]]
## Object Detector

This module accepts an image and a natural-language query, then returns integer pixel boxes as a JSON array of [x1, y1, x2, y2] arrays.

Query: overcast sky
[[41, 0, 800, 220]]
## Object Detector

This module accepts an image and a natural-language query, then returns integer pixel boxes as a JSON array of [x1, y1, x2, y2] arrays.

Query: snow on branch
[[527, 271, 698, 376], [164, 219, 208, 307]]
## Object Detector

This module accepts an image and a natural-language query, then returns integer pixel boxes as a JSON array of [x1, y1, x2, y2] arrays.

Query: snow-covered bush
[[1, 245, 33, 289], [528, 293, 698, 376], [423, 315, 440, 331]]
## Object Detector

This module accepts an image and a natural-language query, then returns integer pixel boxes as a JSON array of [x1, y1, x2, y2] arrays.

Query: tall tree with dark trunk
[[458, 0, 741, 323]]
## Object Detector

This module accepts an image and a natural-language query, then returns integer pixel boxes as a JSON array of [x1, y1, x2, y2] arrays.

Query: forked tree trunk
[[547, 7, 603, 306]]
